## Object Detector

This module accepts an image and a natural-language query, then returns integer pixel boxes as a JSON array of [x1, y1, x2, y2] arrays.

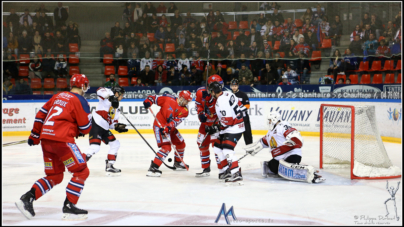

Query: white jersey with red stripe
[[215, 91, 246, 135], [260, 121, 302, 161], [92, 87, 120, 131]]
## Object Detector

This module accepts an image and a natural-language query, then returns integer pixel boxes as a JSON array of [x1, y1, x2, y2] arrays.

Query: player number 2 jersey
[[215, 91, 246, 134]]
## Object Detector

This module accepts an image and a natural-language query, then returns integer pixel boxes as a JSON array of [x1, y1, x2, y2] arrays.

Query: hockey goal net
[[320, 104, 401, 179]]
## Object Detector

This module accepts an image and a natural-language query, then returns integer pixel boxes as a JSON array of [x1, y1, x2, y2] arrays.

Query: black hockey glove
[[115, 123, 128, 133], [75, 132, 85, 139], [109, 95, 119, 109], [198, 112, 207, 123], [205, 124, 220, 134]]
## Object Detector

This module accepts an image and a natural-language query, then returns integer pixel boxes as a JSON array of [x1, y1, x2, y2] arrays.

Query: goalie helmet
[[267, 111, 281, 130], [70, 74, 90, 93]]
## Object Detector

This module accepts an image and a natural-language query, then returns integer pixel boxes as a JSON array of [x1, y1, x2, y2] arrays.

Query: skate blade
[[225, 181, 244, 186], [195, 173, 210, 177], [62, 213, 88, 221], [314, 178, 326, 183], [174, 168, 187, 171], [146, 172, 161, 177], [15, 201, 33, 220], [106, 172, 121, 177]]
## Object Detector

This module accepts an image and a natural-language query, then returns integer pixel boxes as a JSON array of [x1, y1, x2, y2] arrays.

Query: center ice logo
[[387, 108, 401, 123], [215, 203, 237, 224]]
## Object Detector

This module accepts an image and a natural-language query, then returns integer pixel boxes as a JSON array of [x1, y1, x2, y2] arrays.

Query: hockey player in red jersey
[[194, 75, 224, 177], [143, 90, 192, 177], [15, 74, 92, 220], [84, 86, 128, 176]]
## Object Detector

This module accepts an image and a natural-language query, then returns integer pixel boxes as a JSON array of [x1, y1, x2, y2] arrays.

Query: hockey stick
[[2, 140, 28, 147], [149, 108, 189, 171], [198, 117, 218, 149], [120, 111, 176, 170], [237, 153, 249, 162]]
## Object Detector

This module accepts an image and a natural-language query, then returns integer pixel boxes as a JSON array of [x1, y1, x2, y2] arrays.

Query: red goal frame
[[319, 104, 401, 180]]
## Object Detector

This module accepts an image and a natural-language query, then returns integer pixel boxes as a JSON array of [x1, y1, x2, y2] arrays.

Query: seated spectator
[[223, 67, 236, 85], [54, 55, 67, 78], [40, 11, 54, 33], [113, 30, 126, 50], [349, 34, 364, 57], [20, 20, 33, 37], [293, 37, 310, 57], [140, 51, 153, 71], [3, 78, 14, 95], [19, 8, 33, 26], [18, 30, 32, 54], [227, 40, 236, 56], [139, 65, 155, 86], [250, 77, 261, 87], [350, 25, 364, 41], [327, 49, 342, 78], [235, 53, 250, 70], [249, 27, 263, 49], [236, 41, 250, 57], [104, 74, 119, 88], [167, 67, 179, 85], [311, 4, 325, 26], [238, 64, 253, 84], [12, 78, 33, 95], [152, 52, 165, 70], [178, 53, 190, 72], [122, 3, 132, 25], [382, 21, 396, 42], [59, 24, 68, 38], [156, 2, 166, 13], [4, 21, 16, 38], [375, 39, 390, 66], [159, 14, 169, 28], [167, 2, 178, 15], [28, 55, 42, 79], [190, 66, 203, 85], [32, 30, 43, 54], [127, 42, 139, 59], [302, 18, 316, 34], [261, 20, 274, 42], [115, 44, 126, 70], [110, 22, 122, 39], [43, 31, 55, 54], [296, 51, 311, 84], [188, 32, 202, 48], [341, 48, 358, 75], [128, 52, 141, 80], [370, 14, 382, 40], [215, 42, 229, 59], [139, 32, 150, 46], [165, 54, 178, 71], [292, 29, 304, 43], [363, 34, 379, 67], [126, 32, 138, 47], [164, 25, 176, 44], [7, 8, 20, 30], [176, 44, 187, 57], [235, 28, 248, 46], [138, 43, 149, 58], [54, 31, 67, 54], [239, 77, 250, 85], [271, 20, 285, 41], [213, 18, 230, 37], [177, 32, 186, 47], [178, 66, 190, 86], [251, 51, 264, 76], [260, 62, 279, 85], [286, 39, 297, 60], [363, 24, 375, 41], [283, 65, 299, 84], [3, 53, 18, 79], [279, 75, 292, 85], [263, 40, 272, 55], [206, 65, 217, 78], [346, 78, 351, 84], [148, 14, 160, 34], [304, 30, 318, 51], [135, 78, 145, 87], [213, 32, 226, 46], [7, 32, 19, 56], [186, 21, 199, 38], [272, 8, 284, 24], [301, 8, 313, 22], [137, 14, 148, 34], [41, 53, 56, 78], [144, 2, 157, 15], [319, 15, 330, 38], [171, 10, 183, 31], [271, 53, 285, 76], [394, 11, 401, 27], [205, 10, 215, 32], [67, 22, 81, 48], [54, 2, 68, 29], [280, 29, 292, 52], [263, 51, 272, 66], [336, 78, 344, 84], [123, 22, 133, 38], [184, 12, 197, 27], [155, 26, 166, 43], [154, 65, 167, 86], [249, 41, 259, 58], [360, 13, 371, 30]]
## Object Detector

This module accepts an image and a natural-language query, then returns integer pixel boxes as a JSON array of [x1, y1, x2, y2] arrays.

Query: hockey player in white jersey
[[243, 112, 325, 183], [206, 81, 246, 185], [140, 51, 153, 71], [84, 86, 128, 176]]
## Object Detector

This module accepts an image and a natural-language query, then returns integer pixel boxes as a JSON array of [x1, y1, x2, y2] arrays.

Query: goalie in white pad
[[243, 112, 325, 183]]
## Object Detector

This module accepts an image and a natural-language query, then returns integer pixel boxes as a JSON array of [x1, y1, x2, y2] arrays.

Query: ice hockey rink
[[2, 133, 402, 225]]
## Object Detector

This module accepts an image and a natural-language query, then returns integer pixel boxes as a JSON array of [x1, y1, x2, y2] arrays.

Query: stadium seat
[[396, 74, 401, 84], [165, 43, 175, 52], [368, 60, 381, 72], [321, 39, 332, 49], [33, 91, 42, 95], [226, 33, 232, 40], [336, 74, 346, 83], [44, 91, 54, 95], [278, 52, 285, 58], [30, 78, 42, 89], [273, 41, 280, 51], [349, 74, 359, 84], [378, 36, 385, 42], [118, 66, 128, 76], [382, 60, 394, 71], [56, 78, 68, 89], [294, 19, 303, 28], [228, 21, 238, 30], [233, 31, 240, 40], [69, 43, 79, 52], [68, 54, 80, 64], [19, 66, 29, 76], [44, 78, 55, 89], [355, 61, 369, 72], [239, 21, 249, 29], [12, 54, 18, 63], [325, 75, 334, 80], [103, 54, 114, 64], [158, 43, 163, 50], [131, 77, 138, 85], [69, 66, 80, 75], [106, 78, 110, 82], [244, 30, 250, 36], [267, 41, 273, 48], [135, 33, 143, 38], [19, 54, 30, 64], [147, 33, 155, 42], [104, 66, 115, 75], [371, 74, 383, 84], [299, 29, 303, 34], [118, 78, 129, 86], [211, 32, 218, 39], [395, 60, 401, 71], [360, 74, 371, 84], [310, 51, 322, 61], [384, 73, 395, 84]]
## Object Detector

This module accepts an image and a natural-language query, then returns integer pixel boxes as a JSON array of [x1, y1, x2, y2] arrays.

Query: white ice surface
[[2, 134, 402, 225]]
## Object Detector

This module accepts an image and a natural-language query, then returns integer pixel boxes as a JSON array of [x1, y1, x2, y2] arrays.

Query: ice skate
[[15, 189, 36, 220], [147, 161, 162, 177], [85, 154, 92, 162], [62, 197, 88, 221], [225, 170, 244, 186], [105, 160, 121, 177], [312, 172, 326, 183], [174, 160, 189, 170], [219, 169, 231, 182], [195, 166, 211, 177]]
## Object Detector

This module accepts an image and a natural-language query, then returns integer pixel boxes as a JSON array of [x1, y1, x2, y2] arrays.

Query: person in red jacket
[[293, 37, 310, 57], [214, 18, 230, 37], [154, 65, 167, 85], [279, 75, 292, 85], [15, 74, 92, 221]]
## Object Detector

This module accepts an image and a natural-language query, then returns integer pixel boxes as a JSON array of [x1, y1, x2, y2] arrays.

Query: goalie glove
[[115, 123, 128, 133], [243, 140, 264, 156], [109, 95, 119, 109]]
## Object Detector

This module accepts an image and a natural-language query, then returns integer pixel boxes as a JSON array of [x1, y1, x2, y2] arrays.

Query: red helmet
[[70, 74, 90, 92], [207, 75, 223, 87], [179, 90, 192, 102]]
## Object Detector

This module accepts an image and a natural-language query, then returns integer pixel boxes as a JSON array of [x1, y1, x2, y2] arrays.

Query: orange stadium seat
[[325, 75, 334, 80], [278, 52, 285, 58], [228, 21, 238, 30], [44, 91, 54, 95], [378, 36, 385, 42], [19, 54, 30, 64], [69, 66, 80, 75], [19, 66, 29, 76], [321, 39, 332, 49], [355, 61, 369, 72], [396, 73, 401, 84], [239, 21, 249, 29], [131, 77, 138, 85], [44, 78, 55, 89], [310, 51, 322, 61], [33, 91, 42, 95], [360, 74, 371, 84], [244, 30, 250, 36], [382, 60, 394, 71], [30, 78, 42, 89], [158, 43, 163, 50], [336, 74, 346, 83], [68, 54, 80, 64], [69, 43, 79, 52], [233, 31, 240, 40], [118, 66, 128, 76], [211, 32, 218, 39], [371, 74, 383, 84], [349, 74, 359, 84], [295, 19, 303, 27], [267, 41, 273, 48], [104, 66, 115, 75], [273, 41, 280, 51], [226, 33, 232, 40], [384, 74, 395, 84], [368, 61, 381, 72], [147, 33, 155, 42], [395, 60, 401, 71], [56, 78, 68, 89], [165, 43, 175, 52], [103, 54, 114, 64], [118, 78, 129, 86], [135, 33, 143, 38]]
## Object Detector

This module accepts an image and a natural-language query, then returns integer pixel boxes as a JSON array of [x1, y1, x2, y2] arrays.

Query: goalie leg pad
[[278, 158, 318, 183]]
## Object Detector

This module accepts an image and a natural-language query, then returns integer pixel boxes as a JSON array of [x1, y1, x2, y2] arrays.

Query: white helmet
[[267, 112, 281, 130]]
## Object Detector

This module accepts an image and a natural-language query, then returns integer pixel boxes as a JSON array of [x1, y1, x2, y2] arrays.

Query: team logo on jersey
[[44, 162, 52, 169], [67, 143, 85, 164], [109, 106, 116, 119], [168, 106, 173, 112], [63, 158, 75, 168], [270, 137, 278, 149]]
